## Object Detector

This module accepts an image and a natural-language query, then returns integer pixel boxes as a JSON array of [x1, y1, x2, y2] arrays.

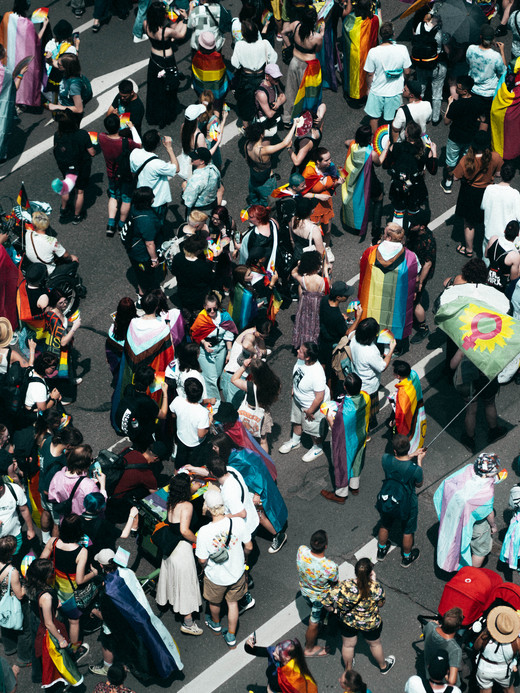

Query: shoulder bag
[[208, 519, 233, 564], [237, 381, 265, 438], [0, 566, 23, 630]]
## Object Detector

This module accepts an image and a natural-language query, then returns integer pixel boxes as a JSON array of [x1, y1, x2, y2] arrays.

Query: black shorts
[[339, 621, 383, 640], [59, 160, 91, 190], [379, 508, 418, 535]]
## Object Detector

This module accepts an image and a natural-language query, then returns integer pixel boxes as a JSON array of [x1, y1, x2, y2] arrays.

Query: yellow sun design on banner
[[459, 304, 515, 352]]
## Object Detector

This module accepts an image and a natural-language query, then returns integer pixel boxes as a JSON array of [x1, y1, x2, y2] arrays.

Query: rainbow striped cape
[[229, 282, 258, 331], [491, 57, 520, 160], [16, 276, 47, 341], [434, 465, 495, 573], [0, 12, 42, 107], [342, 14, 380, 100], [191, 309, 237, 343], [331, 392, 370, 489], [341, 142, 373, 235], [358, 244, 418, 339], [43, 631, 83, 688], [291, 59, 322, 119], [394, 370, 426, 453], [276, 657, 318, 693], [191, 49, 229, 101]]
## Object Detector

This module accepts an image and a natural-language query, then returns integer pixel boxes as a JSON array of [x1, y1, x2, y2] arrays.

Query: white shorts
[[291, 399, 324, 437]]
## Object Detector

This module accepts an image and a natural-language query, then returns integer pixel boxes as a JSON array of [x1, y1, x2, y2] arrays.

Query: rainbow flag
[[291, 59, 322, 119], [331, 392, 370, 490], [31, 7, 49, 23], [191, 309, 237, 343], [342, 14, 380, 100], [490, 57, 520, 160], [44, 631, 83, 688], [341, 141, 373, 235], [277, 657, 318, 693], [119, 112, 130, 129], [267, 286, 283, 323], [229, 282, 258, 331], [435, 297, 520, 380], [394, 370, 426, 453], [358, 245, 418, 340], [191, 50, 229, 101]]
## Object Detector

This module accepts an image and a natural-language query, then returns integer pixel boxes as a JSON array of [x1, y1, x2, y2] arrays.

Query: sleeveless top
[[487, 239, 511, 292]]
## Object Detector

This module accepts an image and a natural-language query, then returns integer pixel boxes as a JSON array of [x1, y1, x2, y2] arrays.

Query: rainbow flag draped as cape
[[0, 12, 42, 108], [191, 50, 229, 101], [435, 297, 520, 380], [274, 654, 318, 693], [43, 631, 83, 688], [394, 370, 426, 453], [16, 274, 47, 341], [229, 282, 258, 331], [341, 142, 373, 235], [342, 14, 380, 100], [358, 245, 418, 340], [331, 392, 370, 489], [434, 464, 495, 572], [0, 246, 19, 330], [191, 309, 237, 343], [291, 59, 322, 119], [490, 57, 520, 160]]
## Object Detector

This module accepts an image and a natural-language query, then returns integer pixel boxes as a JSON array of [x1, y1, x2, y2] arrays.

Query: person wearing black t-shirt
[[442, 75, 480, 194], [106, 79, 145, 136], [171, 234, 213, 319]]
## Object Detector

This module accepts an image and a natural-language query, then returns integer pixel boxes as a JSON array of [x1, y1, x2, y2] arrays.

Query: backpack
[[96, 448, 149, 497], [331, 335, 354, 382], [120, 214, 146, 252], [50, 475, 86, 516], [376, 464, 416, 520], [72, 75, 93, 105], [411, 23, 439, 70], [0, 362, 45, 416], [113, 138, 134, 184], [114, 394, 149, 437]]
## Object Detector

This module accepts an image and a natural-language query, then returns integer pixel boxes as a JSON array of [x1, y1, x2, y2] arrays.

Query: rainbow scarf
[[191, 309, 237, 343], [358, 244, 418, 339], [229, 282, 258, 331], [291, 59, 322, 119], [490, 57, 520, 160], [0, 12, 42, 108], [342, 14, 380, 99], [191, 50, 229, 101], [341, 142, 373, 235], [434, 465, 495, 573], [331, 392, 370, 489], [43, 631, 83, 688], [394, 370, 426, 453]]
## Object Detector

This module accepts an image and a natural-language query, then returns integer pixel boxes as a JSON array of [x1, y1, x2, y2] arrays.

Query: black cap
[[330, 280, 353, 299], [189, 147, 211, 164], [53, 19, 74, 41], [429, 650, 450, 682]]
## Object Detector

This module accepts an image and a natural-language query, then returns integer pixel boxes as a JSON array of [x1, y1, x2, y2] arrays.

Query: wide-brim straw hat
[[0, 318, 13, 349], [487, 605, 520, 644]]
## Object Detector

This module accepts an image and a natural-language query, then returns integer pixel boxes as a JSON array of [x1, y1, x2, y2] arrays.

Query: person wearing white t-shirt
[[481, 163, 520, 256], [279, 342, 329, 462], [364, 22, 412, 134], [391, 80, 432, 142], [195, 489, 252, 648], [169, 378, 210, 468], [23, 353, 62, 421], [0, 480, 35, 551]]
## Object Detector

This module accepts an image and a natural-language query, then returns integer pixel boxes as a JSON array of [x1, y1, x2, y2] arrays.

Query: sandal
[[456, 244, 474, 258], [305, 646, 330, 658]]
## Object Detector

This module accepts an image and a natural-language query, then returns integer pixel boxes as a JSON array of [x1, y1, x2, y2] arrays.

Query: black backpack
[[50, 475, 86, 516], [96, 448, 149, 497], [0, 362, 45, 416], [376, 465, 416, 520], [114, 138, 134, 183], [411, 23, 439, 70], [120, 213, 146, 252]]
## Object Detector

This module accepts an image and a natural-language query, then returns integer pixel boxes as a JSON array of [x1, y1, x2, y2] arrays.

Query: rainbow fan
[[88, 131, 98, 146], [119, 112, 130, 128], [377, 328, 395, 346], [31, 7, 49, 23], [373, 124, 389, 156]]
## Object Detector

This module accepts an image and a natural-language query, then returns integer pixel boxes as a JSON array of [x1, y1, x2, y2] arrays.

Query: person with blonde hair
[[25, 211, 79, 276]]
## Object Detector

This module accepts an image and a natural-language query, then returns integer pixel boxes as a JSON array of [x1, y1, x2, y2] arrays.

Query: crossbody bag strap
[[29, 231, 52, 265], [135, 155, 159, 178], [205, 4, 219, 27], [228, 469, 245, 503], [224, 518, 233, 547]]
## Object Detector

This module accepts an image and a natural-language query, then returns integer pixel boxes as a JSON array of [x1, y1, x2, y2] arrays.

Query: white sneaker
[[133, 34, 149, 42], [279, 439, 301, 454], [180, 622, 203, 636], [302, 445, 324, 462]]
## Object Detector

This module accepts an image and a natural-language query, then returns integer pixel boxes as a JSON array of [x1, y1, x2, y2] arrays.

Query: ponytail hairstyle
[[355, 557, 374, 600]]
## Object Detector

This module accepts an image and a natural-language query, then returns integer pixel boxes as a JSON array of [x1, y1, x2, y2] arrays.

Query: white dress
[[156, 536, 202, 615]]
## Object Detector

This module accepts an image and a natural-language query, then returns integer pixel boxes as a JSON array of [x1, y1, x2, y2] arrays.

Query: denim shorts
[[107, 178, 134, 204], [303, 595, 323, 624], [365, 92, 402, 121]]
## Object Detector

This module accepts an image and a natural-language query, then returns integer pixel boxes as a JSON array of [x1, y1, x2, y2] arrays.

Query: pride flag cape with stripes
[[491, 56, 520, 161], [358, 245, 418, 340], [341, 141, 373, 235], [43, 631, 83, 688], [275, 653, 318, 693], [0, 11, 42, 107], [191, 50, 229, 100], [291, 59, 322, 119], [394, 370, 427, 453], [331, 392, 370, 490], [342, 13, 380, 100]]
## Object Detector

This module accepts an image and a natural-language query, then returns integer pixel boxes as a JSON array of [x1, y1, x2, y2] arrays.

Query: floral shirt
[[321, 579, 385, 630], [296, 545, 339, 602]]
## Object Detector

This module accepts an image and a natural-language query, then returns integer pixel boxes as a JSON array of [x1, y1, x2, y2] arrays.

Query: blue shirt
[[130, 149, 177, 207], [182, 163, 221, 210], [466, 44, 505, 98]]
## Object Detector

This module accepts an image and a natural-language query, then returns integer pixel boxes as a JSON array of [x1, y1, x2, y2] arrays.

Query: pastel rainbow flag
[[119, 112, 130, 128], [342, 14, 380, 100], [192, 50, 229, 100], [88, 131, 98, 146], [358, 245, 418, 340], [291, 59, 322, 119], [31, 7, 49, 23], [490, 57, 520, 160], [331, 391, 370, 489], [394, 369, 427, 453]]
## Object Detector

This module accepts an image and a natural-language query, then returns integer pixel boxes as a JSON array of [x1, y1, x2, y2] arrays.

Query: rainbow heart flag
[[31, 7, 49, 23]]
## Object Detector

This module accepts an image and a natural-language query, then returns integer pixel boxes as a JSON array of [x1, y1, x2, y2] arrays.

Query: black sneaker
[[461, 433, 476, 454], [377, 541, 391, 560], [82, 616, 102, 635], [440, 178, 453, 194], [410, 325, 430, 344], [401, 548, 420, 568], [268, 531, 287, 554], [106, 224, 116, 237], [238, 592, 255, 615], [72, 643, 90, 663], [488, 426, 508, 444], [380, 655, 396, 674], [59, 209, 72, 224], [72, 212, 86, 225], [495, 24, 508, 36]]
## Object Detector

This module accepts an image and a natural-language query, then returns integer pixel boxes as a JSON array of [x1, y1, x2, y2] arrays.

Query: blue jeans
[[133, 0, 151, 38], [198, 342, 227, 405]]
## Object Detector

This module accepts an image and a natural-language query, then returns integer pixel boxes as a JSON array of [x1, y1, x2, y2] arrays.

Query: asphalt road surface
[[2, 1, 519, 691]]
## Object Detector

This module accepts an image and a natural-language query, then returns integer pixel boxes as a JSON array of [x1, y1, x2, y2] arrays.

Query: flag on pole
[[16, 183, 30, 210], [435, 297, 520, 380]]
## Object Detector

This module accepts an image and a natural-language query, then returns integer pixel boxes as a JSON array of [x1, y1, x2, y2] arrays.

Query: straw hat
[[487, 606, 520, 644], [0, 318, 13, 349]]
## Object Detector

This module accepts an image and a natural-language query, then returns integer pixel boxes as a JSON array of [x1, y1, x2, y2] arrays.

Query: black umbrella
[[434, 0, 486, 44]]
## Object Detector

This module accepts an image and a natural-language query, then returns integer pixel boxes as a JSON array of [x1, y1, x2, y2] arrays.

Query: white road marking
[[180, 538, 395, 693], [379, 348, 445, 409]]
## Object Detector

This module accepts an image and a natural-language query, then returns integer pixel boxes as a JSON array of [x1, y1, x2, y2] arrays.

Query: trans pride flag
[[0, 11, 42, 107], [394, 369, 426, 453], [342, 13, 380, 100], [491, 56, 520, 161], [358, 245, 418, 339], [291, 59, 322, 119], [191, 50, 229, 102]]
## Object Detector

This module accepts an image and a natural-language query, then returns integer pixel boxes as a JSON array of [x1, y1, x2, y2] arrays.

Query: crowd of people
[[1, 0, 520, 690]]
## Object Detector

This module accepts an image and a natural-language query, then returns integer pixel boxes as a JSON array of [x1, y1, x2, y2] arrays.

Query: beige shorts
[[291, 399, 324, 437], [203, 572, 248, 604]]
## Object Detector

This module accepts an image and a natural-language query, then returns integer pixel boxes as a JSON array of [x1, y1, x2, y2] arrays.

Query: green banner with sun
[[435, 297, 520, 380]]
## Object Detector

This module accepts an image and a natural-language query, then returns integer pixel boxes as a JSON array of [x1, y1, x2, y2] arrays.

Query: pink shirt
[[48, 470, 107, 517]]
